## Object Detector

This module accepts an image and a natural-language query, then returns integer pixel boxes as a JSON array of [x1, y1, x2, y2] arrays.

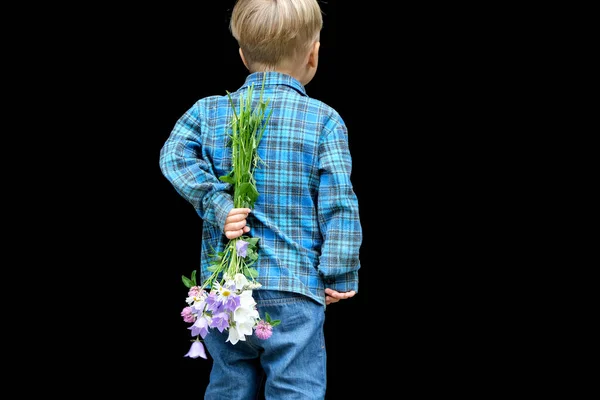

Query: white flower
[[233, 273, 249, 290], [213, 281, 235, 303], [226, 325, 243, 345], [227, 314, 256, 344], [234, 295, 259, 327], [234, 319, 256, 342], [239, 290, 258, 308], [225, 290, 260, 344]]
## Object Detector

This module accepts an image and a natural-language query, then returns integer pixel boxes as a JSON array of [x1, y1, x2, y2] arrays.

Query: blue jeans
[[203, 290, 327, 399]]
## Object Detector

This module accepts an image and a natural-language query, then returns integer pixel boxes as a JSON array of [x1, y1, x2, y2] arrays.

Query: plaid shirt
[[159, 72, 362, 305]]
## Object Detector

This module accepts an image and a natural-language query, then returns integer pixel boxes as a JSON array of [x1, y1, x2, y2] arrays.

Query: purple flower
[[254, 320, 273, 340], [205, 292, 223, 314], [236, 240, 249, 258], [184, 339, 207, 359], [190, 315, 210, 338], [223, 294, 241, 312], [210, 311, 231, 332]]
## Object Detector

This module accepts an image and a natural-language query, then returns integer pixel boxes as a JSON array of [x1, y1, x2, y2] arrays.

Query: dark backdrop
[[11, 0, 519, 397], [130, 2, 376, 398], [77, 1, 494, 398]]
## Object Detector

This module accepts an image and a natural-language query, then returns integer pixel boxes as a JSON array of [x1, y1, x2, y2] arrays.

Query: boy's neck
[[252, 66, 310, 86], [240, 46, 317, 87]]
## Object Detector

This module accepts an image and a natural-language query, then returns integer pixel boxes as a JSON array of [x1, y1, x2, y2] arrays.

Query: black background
[[39, 1, 508, 398], [128, 2, 388, 397], [143, 2, 375, 397]]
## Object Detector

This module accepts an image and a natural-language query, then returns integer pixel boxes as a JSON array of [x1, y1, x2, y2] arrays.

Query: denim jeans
[[203, 289, 327, 399]]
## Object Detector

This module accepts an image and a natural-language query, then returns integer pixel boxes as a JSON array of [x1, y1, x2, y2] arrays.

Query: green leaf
[[182, 275, 193, 288], [264, 312, 281, 327], [236, 182, 254, 197], [219, 175, 235, 184]]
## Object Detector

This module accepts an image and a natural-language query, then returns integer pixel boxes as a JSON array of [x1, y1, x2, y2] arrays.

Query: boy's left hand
[[324, 288, 356, 305]]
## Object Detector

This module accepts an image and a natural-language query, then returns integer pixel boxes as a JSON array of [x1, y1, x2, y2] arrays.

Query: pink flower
[[188, 286, 202, 297], [181, 306, 196, 323], [254, 320, 273, 340]]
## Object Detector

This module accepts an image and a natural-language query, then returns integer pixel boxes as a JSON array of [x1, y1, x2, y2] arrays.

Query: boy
[[159, 0, 362, 398]]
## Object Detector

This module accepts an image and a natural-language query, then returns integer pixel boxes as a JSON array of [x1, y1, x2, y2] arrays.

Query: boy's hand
[[325, 288, 356, 305], [224, 208, 251, 239]]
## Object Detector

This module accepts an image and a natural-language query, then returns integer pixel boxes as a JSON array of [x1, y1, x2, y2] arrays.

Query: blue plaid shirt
[[159, 72, 362, 305]]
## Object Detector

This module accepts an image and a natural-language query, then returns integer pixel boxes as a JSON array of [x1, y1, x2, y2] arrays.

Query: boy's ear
[[308, 41, 320, 68], [239, 48, 249, 70]]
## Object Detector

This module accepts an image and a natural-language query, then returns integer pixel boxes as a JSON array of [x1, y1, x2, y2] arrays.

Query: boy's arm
[[317, 116, 362, 293], [159, 104, 233, 230]]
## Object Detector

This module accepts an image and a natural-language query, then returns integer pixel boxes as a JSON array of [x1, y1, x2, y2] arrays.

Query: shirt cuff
[[322, 270, 359, 293], [211, 191, 234, 232]]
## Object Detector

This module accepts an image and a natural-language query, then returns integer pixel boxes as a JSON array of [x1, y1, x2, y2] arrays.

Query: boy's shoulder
[[188, 93, 233, 112], [304, 94, 346, 125]]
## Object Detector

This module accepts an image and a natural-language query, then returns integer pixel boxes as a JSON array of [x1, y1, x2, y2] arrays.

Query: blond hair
[[230, 0, 323, 71]]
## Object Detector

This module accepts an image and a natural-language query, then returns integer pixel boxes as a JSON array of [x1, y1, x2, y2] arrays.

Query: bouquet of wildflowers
[[182, 78, 280, 359]]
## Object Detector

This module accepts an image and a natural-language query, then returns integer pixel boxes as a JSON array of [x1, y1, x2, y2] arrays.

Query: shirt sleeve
[[316, 114, 362, 293], [159, 103, 233, 231]]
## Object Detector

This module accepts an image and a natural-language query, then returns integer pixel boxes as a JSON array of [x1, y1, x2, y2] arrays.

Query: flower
[[181, 272, 280, 345], [236, 240, 249, 257], [185, 338, 207, 359], [254, 320, 273, 340], [180, 76, 280, 359], [181, 306, 195, 323]]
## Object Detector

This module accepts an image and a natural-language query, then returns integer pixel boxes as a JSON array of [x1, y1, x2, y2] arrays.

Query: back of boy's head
[[230, 0, 323, 71]]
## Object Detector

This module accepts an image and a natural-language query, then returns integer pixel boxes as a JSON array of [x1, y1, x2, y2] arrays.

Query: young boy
[[159, 0, 362, 398]]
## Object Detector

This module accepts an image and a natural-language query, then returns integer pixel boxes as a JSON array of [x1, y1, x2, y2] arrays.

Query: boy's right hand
[[224, 208, 252, 239]]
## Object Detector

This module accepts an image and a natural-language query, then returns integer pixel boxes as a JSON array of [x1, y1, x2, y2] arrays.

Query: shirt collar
[[240, 72, 307, 97]]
